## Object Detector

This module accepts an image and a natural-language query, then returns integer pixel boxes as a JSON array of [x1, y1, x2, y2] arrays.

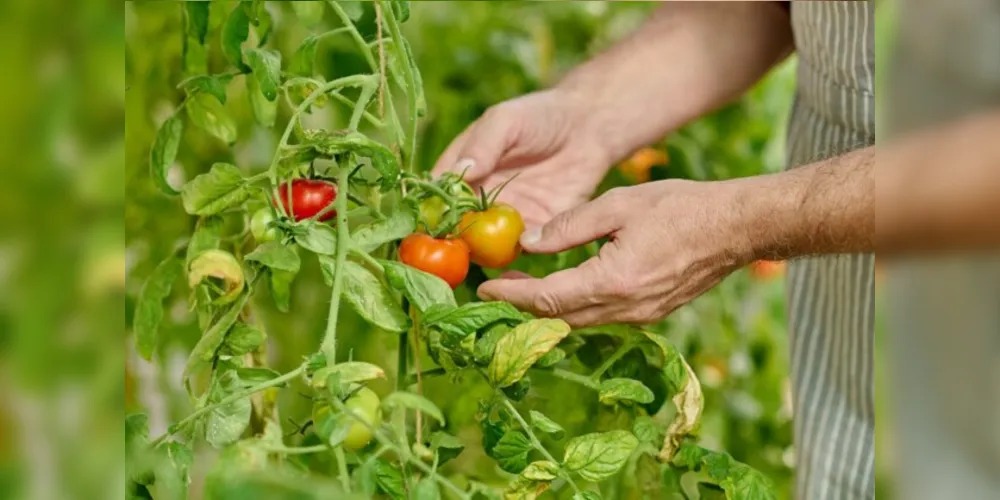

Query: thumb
[[520, 190, 627, 254]]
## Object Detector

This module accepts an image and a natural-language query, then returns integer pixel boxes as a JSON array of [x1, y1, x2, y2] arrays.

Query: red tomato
[[399, 233, 470, 289], [275, 179, 337, 222], [458, 204, 525, 268]]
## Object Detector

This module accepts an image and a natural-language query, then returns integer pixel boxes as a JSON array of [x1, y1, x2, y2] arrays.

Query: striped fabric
[[785, 2, 876, 499]]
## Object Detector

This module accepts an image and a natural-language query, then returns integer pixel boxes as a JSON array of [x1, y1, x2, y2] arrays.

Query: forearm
[[558, 1, 793, 162]]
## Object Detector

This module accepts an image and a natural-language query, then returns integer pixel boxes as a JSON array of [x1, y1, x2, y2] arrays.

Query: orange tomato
[[617, 147, 669, 184], [458, 204, 525, 269]]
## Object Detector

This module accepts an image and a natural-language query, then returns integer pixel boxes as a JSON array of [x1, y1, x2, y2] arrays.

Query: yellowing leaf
[[488, 319, 570, 388], [188, 249, 245, 305]]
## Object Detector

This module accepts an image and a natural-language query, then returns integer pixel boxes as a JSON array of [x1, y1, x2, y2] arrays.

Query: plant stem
[[397, 330, 409, 393], [381, 2, 420, 172], [401, 178, 458, 206], [532, 368, 599, 390], [259, 443, 332, 455], [502, 399, 583, 494], [153, 364, 307, 446], [404, 367, 448, 386], [335, 447, 352, 492], [320, 165, 353, 363], [349, 80, 377, 131], [590, 339, 634, 381]]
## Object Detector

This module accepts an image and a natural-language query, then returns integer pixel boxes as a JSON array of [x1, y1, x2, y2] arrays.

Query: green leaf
[[474, 323, 511, 365], [178, 74, 233, 104], [319, 257, 408, 332], [373, 459, 405, 499], [149, 116, 183, 196], [244, 48, 281, 101], [411, 477, 440, 500], [488, 319, 571, 388], [295, 221, 338, 255], [220, 323, 266, 356], [126, 414, 153, 485], [153, 441, 194, 500], [381, 392, 445, 425], [562, 430, 638, 482], [534, 347, 565, 368], [352, 458, 379, 497], [390, 0, 410, 22], [424, 301, 522, 341], [598, 378, 655, 406], [311, 361, 386, 388], [631, 416, 663, 447], [481, 419, 507, 457], [291, 1, 325, 28], [185, 2, 209, 44], [247, 73, 276, 128], [186, 92, 239, 144], [671, 444, 777, 500], [133, 257, 183, 360], [429, 431, 465, 465], [185, 216, 225, 267], [315, 412, 352, 448], [337, 1, 365, 21], [221, 3, 250, 72], [250, 1, 273, 46], [270, 269, 295, 312], [184, 292, 252, 378], [490, 431, 532, 474], [235, 367, 281, 384], [573, 492, 603, 500], [206, 370, 251, 448], [244, 242, 300, 273], [520, 460, 559, 482], [288, 35, 320, 76], [501, 377, 531, 402], [528, 410, 564, 440], [379, 260, 455, 314], [300, 129, 401, 189], [639, 330, 704, 461], [183, 2, 210, 74], [352, 206, 416, 253]]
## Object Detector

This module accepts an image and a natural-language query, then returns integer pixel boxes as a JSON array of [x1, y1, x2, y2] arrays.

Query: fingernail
[[454, 158, 477, 176], [521, 227, 542, 246], [476, 288, 495, 301]]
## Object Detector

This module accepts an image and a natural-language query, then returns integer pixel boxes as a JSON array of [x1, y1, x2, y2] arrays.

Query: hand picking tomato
[[275, 179, 337, 222], [399, 233, 470, 288], [250, 208, 281, 242], [458, 204, 525, 268], [312, 387, 382, 451]]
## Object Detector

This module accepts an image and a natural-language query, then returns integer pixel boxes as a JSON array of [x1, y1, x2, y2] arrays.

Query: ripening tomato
[[275, 179, 337, 222], [458, 204, 525, 268], [399, 233, 470, 288], [617, 147, 669, 184], [312, 387, 382, 451], [250, 208, 281, 242], [749, 260, 785, 280]]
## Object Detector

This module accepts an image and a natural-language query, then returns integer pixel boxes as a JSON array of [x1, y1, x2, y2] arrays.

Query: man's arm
[[557, 1, 794, 161]]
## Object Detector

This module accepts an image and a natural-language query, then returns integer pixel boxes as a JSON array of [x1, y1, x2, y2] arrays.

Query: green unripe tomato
[[312, 387, 382, 451], [250, 208, 281, 243]]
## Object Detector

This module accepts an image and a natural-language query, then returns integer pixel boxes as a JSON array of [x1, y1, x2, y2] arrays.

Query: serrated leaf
[[182, 163, 248, 215], [222, 4, 250, 72], [244, 48, 281, 101], [149, 116, 183, 196], [598, 378, 655, 406], [352, 206, 416, 253], [562, 430, 638, 482], [534, 347, 565, 368], [244, 242, 300, 273], [311, 361, 386, 388], [319, 257, 409, 332], [289, 35, 320, 76], [491, 431, 532, 474], [474, 323, 511, 365], [206, 370, 251, 447], [220, 323, 266, 356], [300, 129, 401, 189], [639, 330, 704, 462], [488, 319, 571, 388], [133, 257, 183, 360], [631, 416, 663, 447], [186, 92, 239, 144], [178, 74, 233, 104], [424, 301, 523, 342], [247, 73, 276, 128], [291, 1, 325, 28], [374, 459, 405, 499], [528, 410, 564, 440], [379, 260, 456, 313], [520, 461, 559, 482], [411, 477, 440, 500], [381, 392, 445, 425], [295, 221, 338, 255], [429, 431, 465, 465]]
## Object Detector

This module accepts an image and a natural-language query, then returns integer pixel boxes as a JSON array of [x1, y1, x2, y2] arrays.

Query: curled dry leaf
[[188, 249, 245, 305]]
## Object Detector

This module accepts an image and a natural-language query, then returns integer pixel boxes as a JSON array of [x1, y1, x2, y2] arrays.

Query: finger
[[451, 106, 521, 183], [431, 125, 474, 178], [520, 189, 629, 254], [496, 270, 533, 280], [477, 259, 605, 318]]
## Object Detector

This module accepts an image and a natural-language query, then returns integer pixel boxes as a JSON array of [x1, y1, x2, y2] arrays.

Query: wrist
[[725, 171, 809, 263]]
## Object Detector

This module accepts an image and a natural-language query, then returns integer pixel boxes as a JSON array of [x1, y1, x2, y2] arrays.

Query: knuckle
[[531, 292, 563, 317]]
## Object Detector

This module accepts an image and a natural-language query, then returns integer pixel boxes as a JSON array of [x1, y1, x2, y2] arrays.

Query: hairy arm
[[558, 1, 794, 161]]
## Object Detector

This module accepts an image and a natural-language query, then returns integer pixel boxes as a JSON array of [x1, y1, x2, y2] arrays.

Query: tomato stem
[[319, 163, 353, 363], [589, 338, 635, 382], [381, 1, 420, 173], [502, 398, 583, 494]]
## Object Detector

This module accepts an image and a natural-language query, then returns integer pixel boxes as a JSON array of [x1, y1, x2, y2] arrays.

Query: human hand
[[431, 89, 614, 227], [477, 179, 757, 327]]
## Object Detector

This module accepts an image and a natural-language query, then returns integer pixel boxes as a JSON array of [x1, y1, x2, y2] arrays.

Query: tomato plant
[[127, 2, 784, 500]]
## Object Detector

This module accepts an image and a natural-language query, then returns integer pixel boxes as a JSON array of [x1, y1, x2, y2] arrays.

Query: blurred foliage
[[121, 2, 797, 499]]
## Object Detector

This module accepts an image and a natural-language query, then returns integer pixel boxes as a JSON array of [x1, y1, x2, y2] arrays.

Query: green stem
[[381, 2, 420, 172], [502, 399, 582, 494], [401, 178, 458, 206], [532, 368, 599, 391], [397, 330, 409, 392], [153, 364, 307, 446], [335, 447, 352, 492], [320, 166, 353, 363], [259, 444, 332, 455], [590, 339, 634, 381], [349, 80, 378, 131], [404, 367, 448, 386]]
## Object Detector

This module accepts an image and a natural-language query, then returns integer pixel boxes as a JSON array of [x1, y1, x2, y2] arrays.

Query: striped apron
[[785, 3, 876, 499]]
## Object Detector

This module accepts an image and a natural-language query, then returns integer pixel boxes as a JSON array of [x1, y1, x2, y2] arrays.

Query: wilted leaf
[[352, 206, 416, 253], [188, 249, 245, 304], [186, 90, 239, 144], [381, 392, 445, 425], [488, 319, 571, 388], [181, 162, 248, 215], [491, 431, 532, 474], [528, 410, 564, 440], [185, 216, 225, 267], [149, 115, 183, 196], [206, 370, 251, 447], [639, 330, 704, 462], [380, 260, 455, 313], [244, 242, 300, 273], [562, 430, 638, 482], [598, 378, 655, 406], [133, 257, 182, 360], [320, 257, 408, 332]]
